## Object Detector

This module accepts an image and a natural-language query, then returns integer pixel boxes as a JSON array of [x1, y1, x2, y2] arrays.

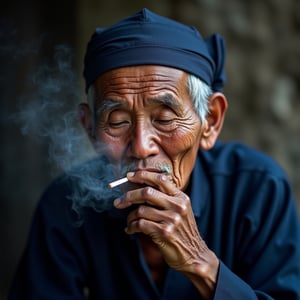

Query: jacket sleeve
[[8, 180, 89, 300], [213, 173, 300, 300]]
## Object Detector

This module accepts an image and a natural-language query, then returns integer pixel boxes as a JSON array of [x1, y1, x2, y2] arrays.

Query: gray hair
[[87, 73, 212, 125], [186, 74, 212, 123]]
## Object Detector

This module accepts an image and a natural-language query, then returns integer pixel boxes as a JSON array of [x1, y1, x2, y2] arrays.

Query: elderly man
[[9, 8, 300, 299]]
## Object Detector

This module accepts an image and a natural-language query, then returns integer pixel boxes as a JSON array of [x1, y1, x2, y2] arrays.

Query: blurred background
[[1, 0, 299, 298]]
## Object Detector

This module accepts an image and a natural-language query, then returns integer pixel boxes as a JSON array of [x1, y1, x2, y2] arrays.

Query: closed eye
[[156, 119, 175, 124], [109, 120, 131, 128]]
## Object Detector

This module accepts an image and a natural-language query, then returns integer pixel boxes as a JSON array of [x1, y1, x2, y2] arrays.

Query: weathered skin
[[79, 65, 227, 299]]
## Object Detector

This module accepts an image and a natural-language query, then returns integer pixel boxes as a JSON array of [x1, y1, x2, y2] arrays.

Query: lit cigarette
[[108, 177, 129, 188]]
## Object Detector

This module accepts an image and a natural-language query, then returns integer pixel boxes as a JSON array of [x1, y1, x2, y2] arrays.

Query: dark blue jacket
[[9, 142, 300, 299]]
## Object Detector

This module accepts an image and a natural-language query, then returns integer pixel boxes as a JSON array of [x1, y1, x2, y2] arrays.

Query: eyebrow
[[95, 99, 127, 117], [147, 94, 180, 108], [95, 94, 181, 117]]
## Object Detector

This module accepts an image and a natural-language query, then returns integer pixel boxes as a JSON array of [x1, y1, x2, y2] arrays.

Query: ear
[[78, 103, 96, 142], [199, 92, 228, 150]]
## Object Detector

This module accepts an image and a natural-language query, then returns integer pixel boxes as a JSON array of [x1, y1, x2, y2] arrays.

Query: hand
[[114, 170, 219, 297]]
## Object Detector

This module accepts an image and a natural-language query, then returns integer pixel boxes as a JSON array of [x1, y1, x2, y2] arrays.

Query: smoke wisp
[[12, 43, 121, 216]]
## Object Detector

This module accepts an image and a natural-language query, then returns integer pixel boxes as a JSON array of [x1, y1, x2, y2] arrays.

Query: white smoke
[[11, 43, 122, 216]]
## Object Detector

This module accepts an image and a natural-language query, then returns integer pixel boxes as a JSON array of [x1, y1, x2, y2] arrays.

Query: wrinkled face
[[92, 65, 206, 191]]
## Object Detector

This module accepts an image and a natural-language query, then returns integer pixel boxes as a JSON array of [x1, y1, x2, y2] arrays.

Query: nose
[[127, 121, 160, 159]]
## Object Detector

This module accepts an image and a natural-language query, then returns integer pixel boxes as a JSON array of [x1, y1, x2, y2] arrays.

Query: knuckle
[[143, 186, 154, 197], [159, 173, 168, 182], [136, 205, 145, 217], [182, 193, 190, 204], [178, 203, 187, 215], [165, 211, 181, 225], [172, 213, 181, 226], [177, 194, 190, 215], [124, 191, 132, 201], [162, 223, 174, 238], [140, 170, 147, 178], [137, 218, 146, 230]]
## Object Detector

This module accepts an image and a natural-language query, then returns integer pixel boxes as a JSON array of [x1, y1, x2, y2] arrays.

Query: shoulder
[[200, 141, 288, 180], [194, 141, 296, 220]]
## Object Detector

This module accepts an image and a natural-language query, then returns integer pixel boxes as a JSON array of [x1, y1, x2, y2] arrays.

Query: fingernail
[[113, 198, 121, 207], [161, 174, 167, 181], [127, 172, 135, 177]]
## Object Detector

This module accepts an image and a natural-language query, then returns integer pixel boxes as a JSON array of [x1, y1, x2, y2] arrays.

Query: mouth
[[134, 167, 167, 173], [134, 164, 172, 174]]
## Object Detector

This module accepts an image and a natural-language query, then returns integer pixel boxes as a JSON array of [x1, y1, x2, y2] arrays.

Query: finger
[[114, 185, 168, 209], [125, 217, 176, 237], [127, 170, 177, 195], [114, 185, 190, 216], [126, 205, 181, 225]]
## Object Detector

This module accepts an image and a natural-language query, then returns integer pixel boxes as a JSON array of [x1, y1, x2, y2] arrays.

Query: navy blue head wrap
[[83, 8, 226, 93]]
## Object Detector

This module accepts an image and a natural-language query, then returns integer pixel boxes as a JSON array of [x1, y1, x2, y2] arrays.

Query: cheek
[[164, 125, 202, 188], [164, 124, 201, 156], [94, 133, 125, 162]]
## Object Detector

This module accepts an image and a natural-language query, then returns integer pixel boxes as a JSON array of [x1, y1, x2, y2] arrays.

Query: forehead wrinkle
[[97, 80, 182, 100], [102, 79, 177, 94], [96, 67, 187, 100], [104, 72, 176, 82], [100, 72, 180, 92]]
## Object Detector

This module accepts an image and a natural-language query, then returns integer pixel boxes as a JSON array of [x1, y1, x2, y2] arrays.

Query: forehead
[[93, 65, 188, 99]]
